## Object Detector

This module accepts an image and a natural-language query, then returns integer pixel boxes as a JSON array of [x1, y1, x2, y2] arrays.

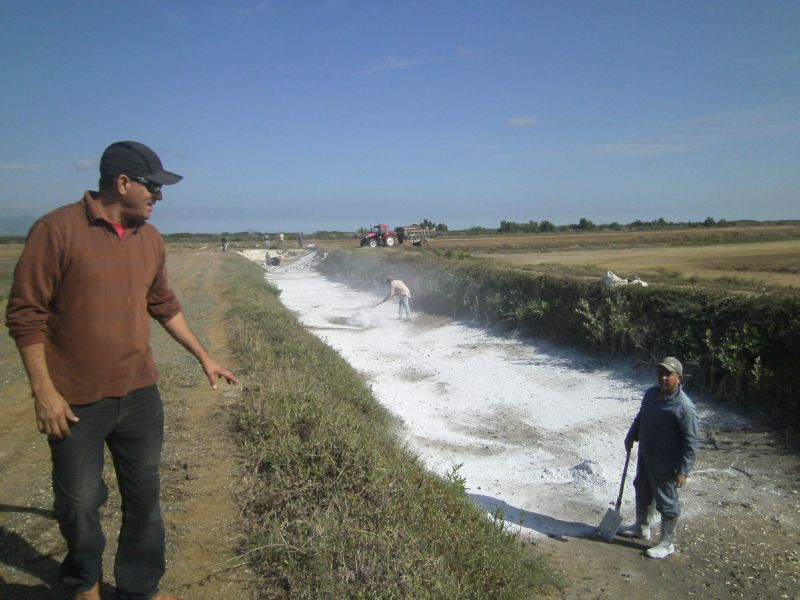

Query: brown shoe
[[74, 582, 100, 600]]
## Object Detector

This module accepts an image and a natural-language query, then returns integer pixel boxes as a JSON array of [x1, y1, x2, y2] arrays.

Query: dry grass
[[0, 245, 22, 300], [433, 225, 800, 249], [474, 240, 800, 289]]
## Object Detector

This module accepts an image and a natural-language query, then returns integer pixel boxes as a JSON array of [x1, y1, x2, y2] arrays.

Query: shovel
[[598, 448, 631, 542]]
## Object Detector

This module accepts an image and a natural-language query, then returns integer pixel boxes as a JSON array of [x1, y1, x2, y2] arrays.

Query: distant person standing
[[298, 232, 304, 248], [264, 233, 270, 249], [379, 278, 412, 320], [279, 232, 285, 248], [221, 237, 228, 252], [5, 140, 238, 599], [622, 357, 699, 559]]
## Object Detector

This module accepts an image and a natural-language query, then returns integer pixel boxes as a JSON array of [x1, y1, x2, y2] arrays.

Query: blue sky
[[1, 1, 799, 233]]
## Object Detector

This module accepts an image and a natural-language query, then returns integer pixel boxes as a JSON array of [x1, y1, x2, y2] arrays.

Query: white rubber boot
[[645, 517, 677, 559], [619, 503, 656, 540]]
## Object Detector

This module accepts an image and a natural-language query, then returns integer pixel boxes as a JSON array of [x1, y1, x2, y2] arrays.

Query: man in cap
[[5, 141, 238, 599], [621, 357, 699, 558]]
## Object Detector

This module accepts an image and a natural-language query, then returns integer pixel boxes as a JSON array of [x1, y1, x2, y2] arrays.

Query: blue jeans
[[49, 385, 165, 599], [398, 295, 411, 319]]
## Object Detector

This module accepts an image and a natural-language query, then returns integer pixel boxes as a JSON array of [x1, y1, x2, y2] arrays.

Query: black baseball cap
[[100, 141, 183, 185]]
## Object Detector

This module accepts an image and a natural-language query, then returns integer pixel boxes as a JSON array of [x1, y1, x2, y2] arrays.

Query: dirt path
[[0, 249, 255, 598], [539, 426, 800, 600]]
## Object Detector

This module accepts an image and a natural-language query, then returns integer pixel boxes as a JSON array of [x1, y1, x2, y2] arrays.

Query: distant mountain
[[0, 215, 36, 236]]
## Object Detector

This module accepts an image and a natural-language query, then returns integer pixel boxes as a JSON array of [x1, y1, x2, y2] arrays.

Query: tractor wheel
[[385, 235, 396, 247], [368, 238, 378, 248]]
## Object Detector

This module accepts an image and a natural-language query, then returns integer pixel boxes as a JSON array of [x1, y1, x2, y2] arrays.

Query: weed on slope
[[220, 256, 560, 599]]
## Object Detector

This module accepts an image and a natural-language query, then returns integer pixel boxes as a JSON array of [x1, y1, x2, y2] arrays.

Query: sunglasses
[[127, 175, 162, 194]]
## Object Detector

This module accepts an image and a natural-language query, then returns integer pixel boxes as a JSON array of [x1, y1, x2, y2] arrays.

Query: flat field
[[436, 224, 800, 251], [366, 225, 800, 290], [0, 245, 22, 299], [474, 239, 800, 288]]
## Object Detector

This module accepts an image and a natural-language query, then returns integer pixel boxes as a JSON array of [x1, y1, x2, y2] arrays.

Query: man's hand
[[18, 343, 77, 439], [624, 438, 634, 452], [675, 473, 687, 488], [201, 358, 239, 389], [161, 313, 239, 389], [34, 388, 78, 440]]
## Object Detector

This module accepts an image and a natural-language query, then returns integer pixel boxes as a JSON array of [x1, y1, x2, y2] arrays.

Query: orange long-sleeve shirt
[[5, 193, 182, 404]]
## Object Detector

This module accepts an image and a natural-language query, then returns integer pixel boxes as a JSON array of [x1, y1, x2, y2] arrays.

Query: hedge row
[[319, 250, 800, 431]]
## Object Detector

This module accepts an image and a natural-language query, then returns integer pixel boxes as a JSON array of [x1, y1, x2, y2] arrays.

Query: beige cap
[[657, 356, 683, 376]]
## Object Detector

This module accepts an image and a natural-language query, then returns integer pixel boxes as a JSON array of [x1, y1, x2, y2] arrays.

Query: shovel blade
[[598, 508, 623, 543]]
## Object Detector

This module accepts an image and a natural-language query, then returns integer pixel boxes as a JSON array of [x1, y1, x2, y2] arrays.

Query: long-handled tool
[[598, 448, 631, 542]]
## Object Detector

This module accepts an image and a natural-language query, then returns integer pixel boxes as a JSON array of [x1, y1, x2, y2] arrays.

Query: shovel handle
[[614, 448, 631, 512]]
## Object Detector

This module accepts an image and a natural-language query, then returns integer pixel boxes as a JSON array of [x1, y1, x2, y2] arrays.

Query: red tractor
[[360, 224, 398, 248]]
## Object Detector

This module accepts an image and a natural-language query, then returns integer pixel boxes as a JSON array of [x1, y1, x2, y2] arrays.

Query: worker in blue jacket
[[622, 356, 699, 558]]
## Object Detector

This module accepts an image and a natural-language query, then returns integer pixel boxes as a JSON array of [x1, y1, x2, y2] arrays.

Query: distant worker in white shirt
[[378, 278, 412, 320]]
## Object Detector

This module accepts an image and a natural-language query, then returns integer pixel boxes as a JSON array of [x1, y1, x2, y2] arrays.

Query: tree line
[[486, 217, 800, 235]]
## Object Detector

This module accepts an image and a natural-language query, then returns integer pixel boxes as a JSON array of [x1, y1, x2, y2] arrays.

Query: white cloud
[[679, 98, 800, 139], [158, 1, 274, 25], [457, 47, 484, 61], [507, 116, 538, 128], [779, 53, 800, 67], [358, 55, 424, 75], [589, 98, 800, 157], [232, 1, 273, 19], [74, 159, 95, 170], [588, 142, 692, 158]]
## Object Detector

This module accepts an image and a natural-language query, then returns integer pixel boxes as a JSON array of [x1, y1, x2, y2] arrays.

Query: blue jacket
[[625, 385, 699, 476]]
